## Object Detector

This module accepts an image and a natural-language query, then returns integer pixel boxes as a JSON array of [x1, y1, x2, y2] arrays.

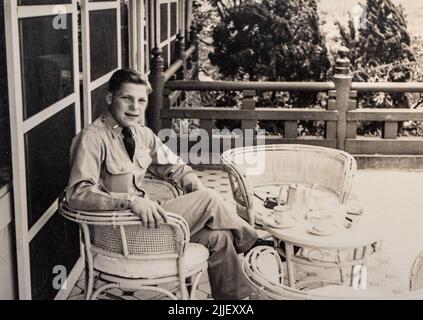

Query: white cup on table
[[273, 205, 292, 226]]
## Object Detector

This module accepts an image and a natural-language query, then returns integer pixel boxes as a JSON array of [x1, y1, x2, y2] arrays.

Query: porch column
[[148, 47, 165, 134]]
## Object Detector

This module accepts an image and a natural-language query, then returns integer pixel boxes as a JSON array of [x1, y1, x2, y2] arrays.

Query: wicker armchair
[[221, 144, 357, 227], [243, 246, 423, 300], [59, 173, 209, 300]]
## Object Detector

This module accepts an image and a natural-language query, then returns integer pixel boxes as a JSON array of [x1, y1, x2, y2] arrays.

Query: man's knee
[[206, 230, 234, 252], [194, 188, 221, 205]]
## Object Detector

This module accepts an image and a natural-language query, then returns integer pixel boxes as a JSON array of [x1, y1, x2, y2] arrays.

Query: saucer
[[307, 223, 338, 236], [262, 214, 297, 229]]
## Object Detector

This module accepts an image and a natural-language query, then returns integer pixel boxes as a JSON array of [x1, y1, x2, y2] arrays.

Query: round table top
[[253, 184, 381, 249], [264, 218, 379, 249]]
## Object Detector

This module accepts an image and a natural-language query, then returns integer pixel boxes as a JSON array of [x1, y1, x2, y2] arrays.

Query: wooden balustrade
[[148, 32, 198, 134], [148, 41, 423, 156]]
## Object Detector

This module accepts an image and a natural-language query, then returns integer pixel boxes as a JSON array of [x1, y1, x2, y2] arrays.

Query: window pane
[[160, 3, 168, 43], [19, 0, 71, 5], [91, 82, 108, 121], [0, 6, 11, 189], [25, 105, 75, 228], [170, 2, 177, 36], [89, 10, 118, 81], [30, 211, 79, 300], [20, 15, 74, 120]]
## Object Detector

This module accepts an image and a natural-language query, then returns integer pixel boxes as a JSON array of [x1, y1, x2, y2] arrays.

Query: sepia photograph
[[1, 0, 423, 304]]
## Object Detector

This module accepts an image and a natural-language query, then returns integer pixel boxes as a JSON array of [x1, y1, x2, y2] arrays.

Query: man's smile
[[125, 113, 139, 118]]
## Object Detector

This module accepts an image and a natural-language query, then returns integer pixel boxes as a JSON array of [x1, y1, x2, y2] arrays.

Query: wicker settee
[[221, 144, 357, 227]]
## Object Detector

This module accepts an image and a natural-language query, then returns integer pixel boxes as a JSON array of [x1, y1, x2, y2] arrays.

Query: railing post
[[188, 25, 199, 79], [175, 32, 186, 103], [326, 90, 337, 140], [175, 32, 186, 80], [148, 47, 165, 134], [383, 121, 398, 139], [347, 90, 358, 140], [242, 90, 256, 147], [162, 88, 172, 130], [334, 47, 352, 151]]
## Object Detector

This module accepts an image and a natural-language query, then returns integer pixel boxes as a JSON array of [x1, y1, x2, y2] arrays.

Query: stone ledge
[[354, 155, 423, 170], [191, 155, 423, 171]]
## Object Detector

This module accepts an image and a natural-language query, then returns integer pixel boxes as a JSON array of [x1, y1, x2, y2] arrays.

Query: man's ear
[[106, 91, 113, 105]]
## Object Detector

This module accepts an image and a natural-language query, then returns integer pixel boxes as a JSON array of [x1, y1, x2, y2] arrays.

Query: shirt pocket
[[135, 150, 152, 170], [103, 157, 133, 193], [105, 157, 132, 174]]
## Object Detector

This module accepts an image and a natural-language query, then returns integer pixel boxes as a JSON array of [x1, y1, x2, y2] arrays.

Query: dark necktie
[[122, 127, 135, 161]]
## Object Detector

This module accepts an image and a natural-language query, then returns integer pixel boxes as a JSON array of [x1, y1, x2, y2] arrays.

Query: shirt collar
[[102, 110, 135, 139]]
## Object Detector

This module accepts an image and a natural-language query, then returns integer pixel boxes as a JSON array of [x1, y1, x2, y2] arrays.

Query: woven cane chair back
[[222, 144, 357, 225], [85, 173, 184, 258], [61, 204, 187, 259], [243, 246, 423, 300], [143, 172, 183, 202], [90, 224, 178, 257]]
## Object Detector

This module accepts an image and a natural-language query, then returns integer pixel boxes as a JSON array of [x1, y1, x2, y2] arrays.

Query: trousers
[[161, 189, 258, 300]]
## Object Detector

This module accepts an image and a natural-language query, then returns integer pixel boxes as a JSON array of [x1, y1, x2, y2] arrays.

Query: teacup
[[273, 205, 293, 226]]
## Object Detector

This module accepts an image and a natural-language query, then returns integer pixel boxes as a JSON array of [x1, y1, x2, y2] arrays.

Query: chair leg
[[91, 283, 120, 300], [179, 276, 189, 300], [83, 262, 94, 300], [189, 269, 205, 300]]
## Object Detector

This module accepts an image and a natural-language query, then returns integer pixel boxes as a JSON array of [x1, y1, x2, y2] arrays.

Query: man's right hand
[[130, 197, 168, 229]]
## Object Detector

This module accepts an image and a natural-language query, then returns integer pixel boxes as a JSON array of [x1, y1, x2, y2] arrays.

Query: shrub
[[336, 0, 415, 135], [207, 0, 331, 135]]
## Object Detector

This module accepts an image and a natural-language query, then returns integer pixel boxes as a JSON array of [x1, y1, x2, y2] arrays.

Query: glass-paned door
[[157, 0, 179, 69], [4, 0, 81, 299], [81, 0, 122, 124]]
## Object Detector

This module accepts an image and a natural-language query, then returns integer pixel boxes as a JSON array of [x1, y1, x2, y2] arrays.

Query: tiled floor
[[68, 168, 423, 300], [68, 272, 212, 300]]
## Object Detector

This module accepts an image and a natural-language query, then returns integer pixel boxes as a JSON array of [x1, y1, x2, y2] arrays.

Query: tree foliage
[[209, 0, 330, 83], [206, 0, 331, 135], [339, 0, 413, 71], [336, 0, 416, 135], [336, 0, 415, 105]]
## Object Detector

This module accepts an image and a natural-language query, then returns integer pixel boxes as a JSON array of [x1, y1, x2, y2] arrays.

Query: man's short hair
[[108, 68, 153, 94]]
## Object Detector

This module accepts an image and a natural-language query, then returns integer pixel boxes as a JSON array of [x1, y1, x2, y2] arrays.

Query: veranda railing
[[148, 36, 423, 156]]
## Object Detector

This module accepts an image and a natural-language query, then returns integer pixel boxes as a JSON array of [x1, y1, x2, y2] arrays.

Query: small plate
[[262, 214, 297, 229], [307, 223, 339, 236]]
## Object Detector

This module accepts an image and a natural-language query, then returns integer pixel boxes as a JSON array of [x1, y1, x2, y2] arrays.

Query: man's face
[[107, 82, 148, 127]]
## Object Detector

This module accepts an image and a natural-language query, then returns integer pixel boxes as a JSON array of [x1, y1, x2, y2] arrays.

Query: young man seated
[[66, 68, 266, 300]]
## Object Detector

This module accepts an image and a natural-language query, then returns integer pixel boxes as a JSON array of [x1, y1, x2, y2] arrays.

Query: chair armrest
[[59, 200, 191, 257]]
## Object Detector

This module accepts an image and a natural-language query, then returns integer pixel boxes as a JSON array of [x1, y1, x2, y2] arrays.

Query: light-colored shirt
[[66, 110, 201, 211]]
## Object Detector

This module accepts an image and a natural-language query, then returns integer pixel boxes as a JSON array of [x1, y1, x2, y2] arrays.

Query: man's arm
[[66, 129, 168, 228], [145, 129, 205, 193], [66, 129, 132, 211]]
